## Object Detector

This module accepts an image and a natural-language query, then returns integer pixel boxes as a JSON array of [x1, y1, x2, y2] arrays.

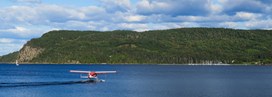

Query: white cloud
[[80, 6, 106, 17], [51, 21, 97, 30], [99, 0, 132, 13], [0, 38, 26, 56], [117, 23, 148, 31], [0, 6, 38, 23], [0, 26, 44, 38], [13, 0, 41, 3], [37, 4, 86, 22], [244, 19, 272, 29], [137, 0, 170, 11], [219, 22, 241, 28], [0, 4, 108, 25], [124, 15, 146, 22], [216, 21, 269, 29], [136, 0, 171, 15], [234, 12, 262, 20], [209, 0, 223, 14], [0, 44, 23, 56], [0, 38, 14, 43]]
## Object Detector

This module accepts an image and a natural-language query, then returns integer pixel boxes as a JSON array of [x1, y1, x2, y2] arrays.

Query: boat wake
[[0, 80, 95, 88]]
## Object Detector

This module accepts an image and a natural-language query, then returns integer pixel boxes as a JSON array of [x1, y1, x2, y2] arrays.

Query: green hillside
[[1, 28, 272, 64], [0, 51, 18, 63]]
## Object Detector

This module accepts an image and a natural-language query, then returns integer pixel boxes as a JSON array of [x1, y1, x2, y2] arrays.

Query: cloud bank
[[0, 0, 272, 55]]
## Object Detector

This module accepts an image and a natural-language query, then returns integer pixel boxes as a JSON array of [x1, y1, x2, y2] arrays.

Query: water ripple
[[0, 80, 95, 88]]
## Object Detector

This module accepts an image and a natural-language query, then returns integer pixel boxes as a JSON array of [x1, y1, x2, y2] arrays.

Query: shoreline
[[0, 62, 268, 66]]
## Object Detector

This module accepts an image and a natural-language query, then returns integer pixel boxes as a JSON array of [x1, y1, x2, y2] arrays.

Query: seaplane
[[70, 70, 117, 82]]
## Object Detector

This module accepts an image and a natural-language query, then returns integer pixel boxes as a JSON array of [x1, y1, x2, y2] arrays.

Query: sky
[[0, 0, 272, 56]]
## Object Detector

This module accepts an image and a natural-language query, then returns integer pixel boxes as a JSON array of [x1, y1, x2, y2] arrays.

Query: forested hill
[[1, 28, 272, 65]]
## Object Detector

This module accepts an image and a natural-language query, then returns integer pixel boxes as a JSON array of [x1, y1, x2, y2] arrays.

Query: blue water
[[1, 64, 272, 97]]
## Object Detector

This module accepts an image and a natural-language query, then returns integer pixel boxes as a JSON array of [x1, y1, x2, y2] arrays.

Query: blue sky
[[0, 0, 272, 56]]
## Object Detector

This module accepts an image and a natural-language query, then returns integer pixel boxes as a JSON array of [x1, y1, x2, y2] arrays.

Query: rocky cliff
[[17, 46, 44, 62]]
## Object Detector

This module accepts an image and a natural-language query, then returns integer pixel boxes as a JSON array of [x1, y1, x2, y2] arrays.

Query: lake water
[[1, 64, 272, 97]]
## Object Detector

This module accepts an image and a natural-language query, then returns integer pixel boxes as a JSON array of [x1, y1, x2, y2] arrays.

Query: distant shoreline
[[1, 28, 271, 65], [0, 62, 269, 65]]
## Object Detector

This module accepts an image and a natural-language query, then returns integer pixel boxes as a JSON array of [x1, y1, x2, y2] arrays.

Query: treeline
[[1, 28, 272, 64], [0, 51, 18, 63]]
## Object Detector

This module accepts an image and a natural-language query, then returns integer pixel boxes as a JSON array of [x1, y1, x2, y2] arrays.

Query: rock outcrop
[[17, 46, 44, 62]]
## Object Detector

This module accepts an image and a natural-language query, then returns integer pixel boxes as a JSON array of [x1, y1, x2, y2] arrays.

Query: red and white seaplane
[[70, 70, 117, 82]]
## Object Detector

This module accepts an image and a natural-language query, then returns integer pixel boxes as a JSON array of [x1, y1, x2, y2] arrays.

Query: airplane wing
[[70, 70, 117, 74], [70, 70, 91, 74], [95, 71, 117, 74]]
